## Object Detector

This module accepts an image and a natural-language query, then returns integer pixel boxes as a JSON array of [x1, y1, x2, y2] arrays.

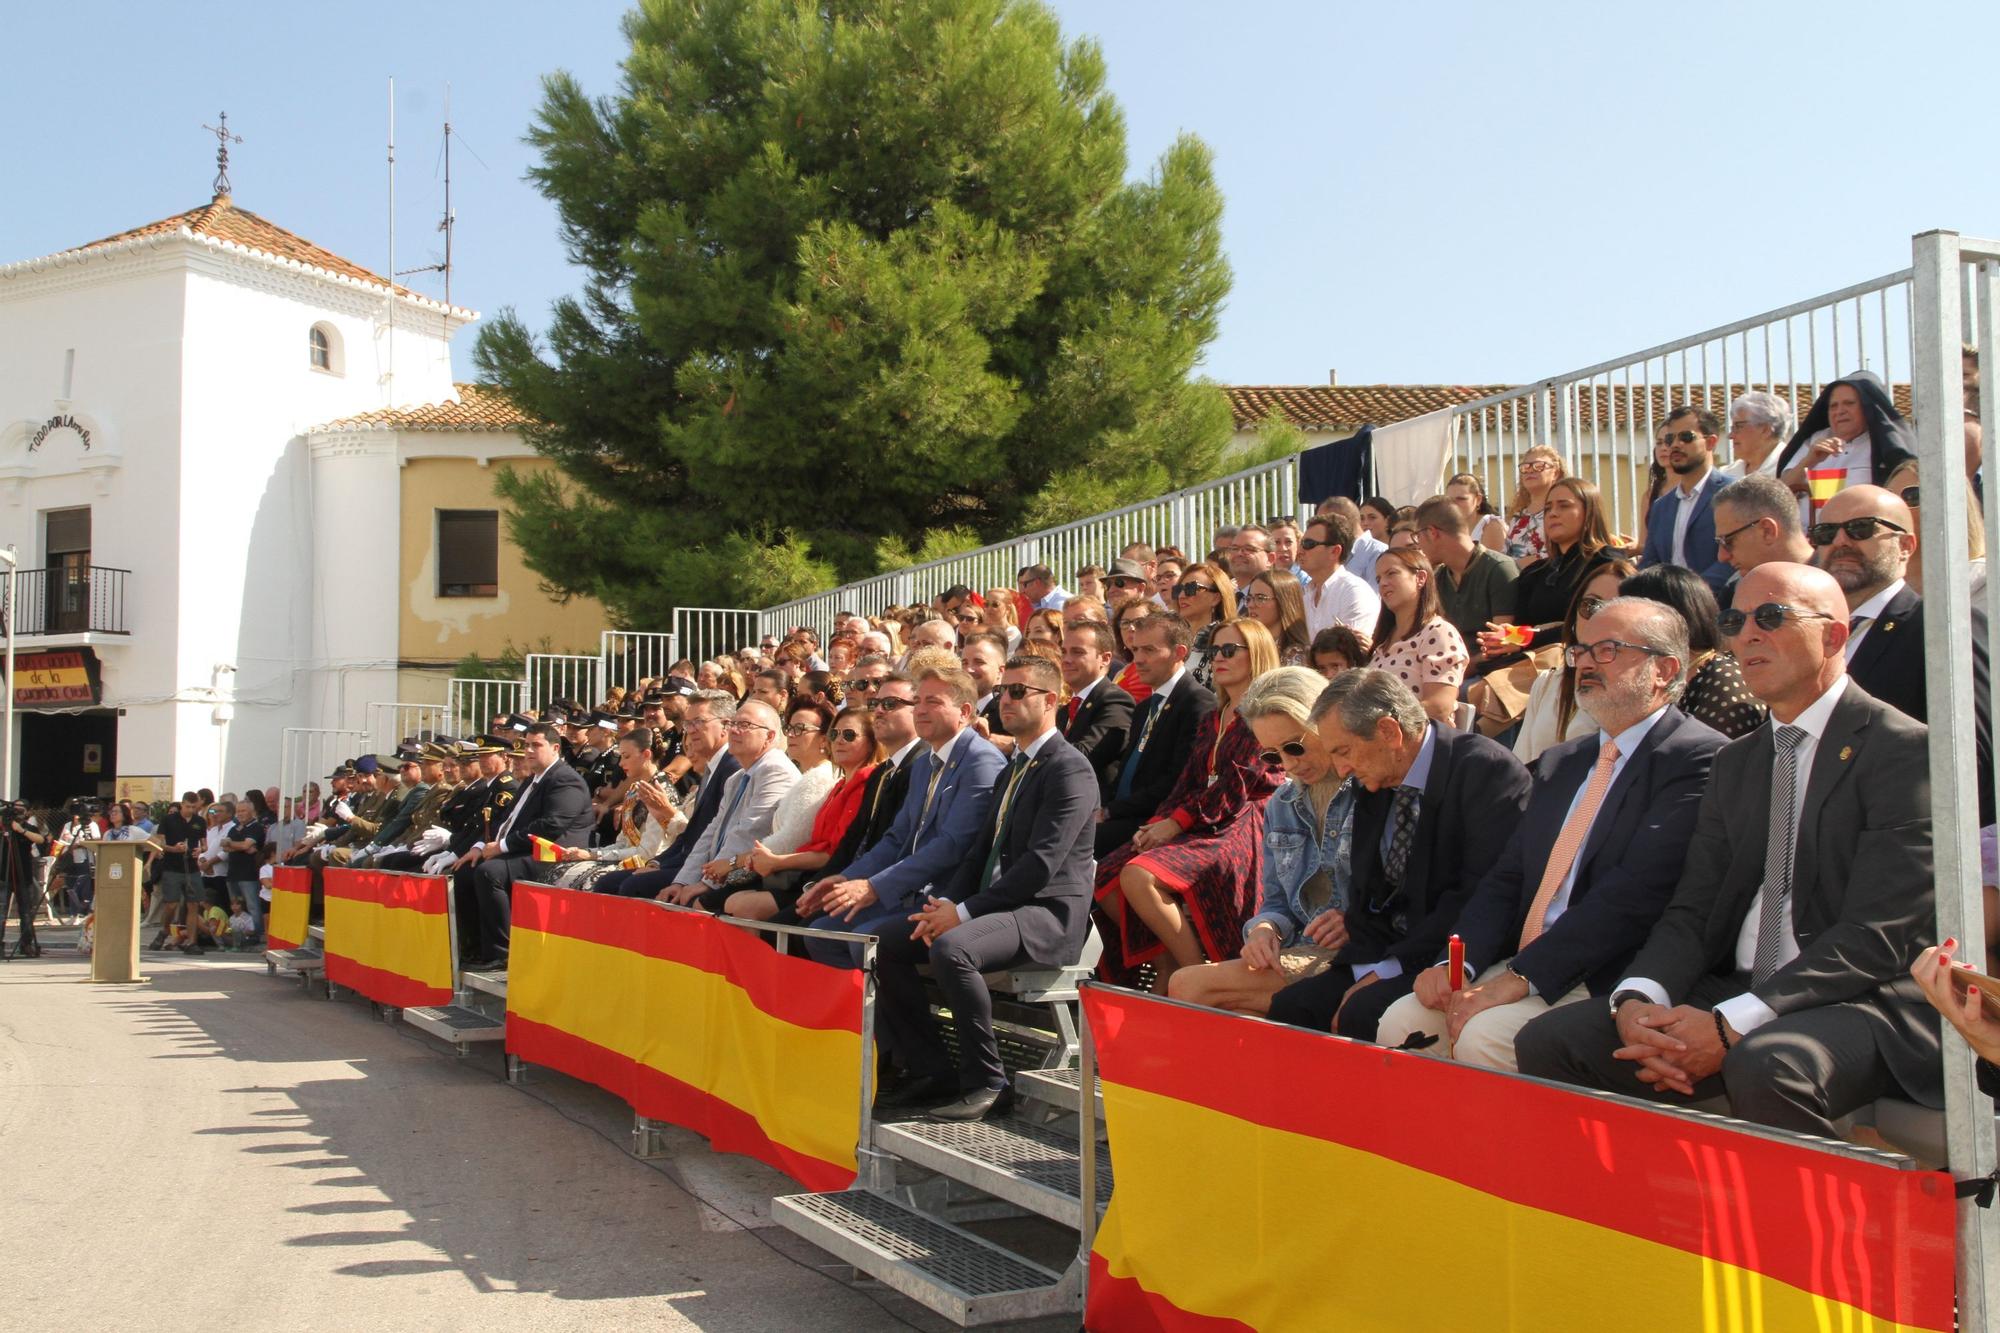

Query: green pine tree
[[476, 0, 1234, 627]]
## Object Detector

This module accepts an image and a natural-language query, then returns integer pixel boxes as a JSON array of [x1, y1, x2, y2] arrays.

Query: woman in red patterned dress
[[1092, 618, 1283, 990]]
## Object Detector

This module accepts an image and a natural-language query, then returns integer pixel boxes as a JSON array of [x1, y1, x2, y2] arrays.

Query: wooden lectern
[[86, 840, 145, 983]]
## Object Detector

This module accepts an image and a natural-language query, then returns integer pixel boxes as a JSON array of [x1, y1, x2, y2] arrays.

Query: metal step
[[772, 1190, 1075, 1326], [872, 1114, 1111, 1229], [306, 924, 326, 943], [403, 1004, 506, 1049], [461, 969, 508, 1001], [264, 946, 324, 975], [1014, 1067, 1103, 1120]]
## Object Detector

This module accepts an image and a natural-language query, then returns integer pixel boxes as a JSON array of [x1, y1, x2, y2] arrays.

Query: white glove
[[333, 799, 354, 820], [421, 850, 456, 875]]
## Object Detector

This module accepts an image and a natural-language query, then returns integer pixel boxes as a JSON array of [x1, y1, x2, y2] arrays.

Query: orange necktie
[[1519, 739, 1620, 949]]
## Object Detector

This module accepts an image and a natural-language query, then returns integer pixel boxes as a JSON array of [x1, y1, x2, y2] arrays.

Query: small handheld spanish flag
[[530, 835, 562, 862], [1806, 466, 1846, 520]]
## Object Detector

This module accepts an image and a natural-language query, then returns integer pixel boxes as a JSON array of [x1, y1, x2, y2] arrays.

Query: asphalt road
[[0, 935, 1029, 1331]]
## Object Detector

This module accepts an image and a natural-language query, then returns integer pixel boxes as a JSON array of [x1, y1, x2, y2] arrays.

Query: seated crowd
[[276, 374, 1995, 1140]]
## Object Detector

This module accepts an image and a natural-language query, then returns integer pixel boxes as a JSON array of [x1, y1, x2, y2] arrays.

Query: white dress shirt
[[1303, 566, 1381, 640], [1843, 578, 1905, 659], [1617, 676, 1850, 1035], [1669, 468, 1718, 567]]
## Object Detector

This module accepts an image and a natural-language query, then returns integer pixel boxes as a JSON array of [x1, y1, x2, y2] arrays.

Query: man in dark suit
[[1377, 598, 1728, 1067], [1058, 618, 1134, 786], [1266, 669, 1531, 1042], [873, 655, 1100, 1120], [1515, 562, 1941, 1137], [800, 665, 1006, 967], [1096, 613, 1217, 857], [455, 722, 595, 965], [1639, 404, 1733, 592], [594, 692, 740, 897], [1811, 483, 1993, 821]]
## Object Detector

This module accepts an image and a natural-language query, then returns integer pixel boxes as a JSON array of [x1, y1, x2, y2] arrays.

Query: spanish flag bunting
[[265, 864, 311, 952], [1807, 465, 1847, 519], [530, 834, 562, 862], [506, 886, 865, 1190], [320, 867, 454, 1009], [1082, 985, 1955, 1333]]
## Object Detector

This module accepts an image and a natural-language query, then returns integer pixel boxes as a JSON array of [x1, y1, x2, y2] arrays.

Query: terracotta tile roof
[[1235, 381, 1914, 434], [311, 383, 531, 434], [73, 194, 441, 304], [1228, 384, 1510, 431]]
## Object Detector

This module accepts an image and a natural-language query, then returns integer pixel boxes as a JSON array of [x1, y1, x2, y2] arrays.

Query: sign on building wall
[[114, 775, 173, 805], [10, 648, 102, 706]]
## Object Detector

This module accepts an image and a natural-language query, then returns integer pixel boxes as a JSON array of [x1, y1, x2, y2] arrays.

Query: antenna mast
[[394, 84, 457, 309]]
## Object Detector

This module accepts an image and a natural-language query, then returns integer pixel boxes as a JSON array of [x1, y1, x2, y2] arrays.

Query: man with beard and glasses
[[1640, 405, 1732, 592], [1375, 598, 1726, 1068], [1810, 484, 1992, 822]]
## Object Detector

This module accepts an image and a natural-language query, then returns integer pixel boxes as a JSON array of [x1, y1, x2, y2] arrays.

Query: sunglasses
[[1175, 582, 1218, 598], [868, 697, 916, 712], [1563, 639, 1666, 667], [846, 677, 882, 692], [1807, 516, 1909, 546], [1715, 518, 1762, 550], [830, 727, 866, 743], [954, 609, 982, 622], [1717, 602, 1837, 637], [1257, 740, 1311, 766], [1663, 429, 1707, 445], [1299, 537, 1332, 550], [1901, 484, 1920, 508], [1211, 642, 1249, 659], [998, 683, 1055, 701], [782, 723, 822, 737]]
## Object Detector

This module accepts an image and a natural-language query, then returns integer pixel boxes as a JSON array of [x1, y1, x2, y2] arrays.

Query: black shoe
[[179, 941, 201, 955], [20, 941, 41, 959], [926, 1085, 1014, 1122], [148, 931, 169, 950], [879, 1072, 957, 1108]]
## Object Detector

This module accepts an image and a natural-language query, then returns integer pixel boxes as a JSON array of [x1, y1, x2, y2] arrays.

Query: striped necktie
[[1753, 725, 1808, 984]]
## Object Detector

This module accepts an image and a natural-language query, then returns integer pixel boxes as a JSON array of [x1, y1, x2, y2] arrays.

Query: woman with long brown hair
[[1367, 549, 1470, 724], [1243, 568, 1312, 665]]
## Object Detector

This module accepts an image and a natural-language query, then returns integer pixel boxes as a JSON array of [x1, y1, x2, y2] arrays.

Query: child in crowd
[[225, 896, 257, 950]]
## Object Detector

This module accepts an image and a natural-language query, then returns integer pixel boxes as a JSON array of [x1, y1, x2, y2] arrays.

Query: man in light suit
[[1516, 562, 1941, 1137], [1377, 598, 1727, 1068], [873, 655, 1101, 1119], [459, 722, 596, 965], [1096, 614, 1216, 857], [661, 698, 799, 904], [801, 665, 1006, 967], [1639, 404, 1732, 592]]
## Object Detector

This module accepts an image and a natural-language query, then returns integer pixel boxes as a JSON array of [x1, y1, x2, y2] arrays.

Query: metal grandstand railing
[[755, 455, 1298, 644]]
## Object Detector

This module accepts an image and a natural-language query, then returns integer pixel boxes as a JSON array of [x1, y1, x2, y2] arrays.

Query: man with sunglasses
[[801, 666, 1005, 968], [1639, 405, 1733, 593], [1517, 562, 1943, 1138], [1297, 512, 1380, 642], [1809, 484, 1992, 821], [1709, 474, 1813, 584], [1379, 599, 1725, 1068], [870, 656, 1100, 1119]]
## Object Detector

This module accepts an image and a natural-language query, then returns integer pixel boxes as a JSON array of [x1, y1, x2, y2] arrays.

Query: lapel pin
[[1880, 620, 1896, 633], [1839, 745, 1853, 762]]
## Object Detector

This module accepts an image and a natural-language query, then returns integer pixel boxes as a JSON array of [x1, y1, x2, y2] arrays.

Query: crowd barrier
[[505, 886, 872, 1192], [1077, 984, 1957, 1333], [265, 864, 311, 953], [321, 868, 456, 1010]]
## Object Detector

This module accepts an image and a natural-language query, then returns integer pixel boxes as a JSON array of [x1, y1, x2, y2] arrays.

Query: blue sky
[[7, 1, 1996, 389]]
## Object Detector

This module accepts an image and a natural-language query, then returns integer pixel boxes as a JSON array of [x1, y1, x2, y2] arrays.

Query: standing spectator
[[1092, 618, 1284, 990], [1444, 473, 1508, 552], [54, 802, 103, 920], [150, 793, 207, 953], [1414, 495, 1519, 659], [1369, 549, 1470, 724], [1172, 561, 1236, 693], [1243, 569, 1313, 665], [1504, 445, 1568, 566], [223, 800, 266, 940]]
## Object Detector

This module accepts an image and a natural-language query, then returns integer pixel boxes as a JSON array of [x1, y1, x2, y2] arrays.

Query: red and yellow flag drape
[[1082, 986, 1956, 1333], [265, 864, 312, 953], [506, 886, 865, 1191], [321, 868, 455, 1009]]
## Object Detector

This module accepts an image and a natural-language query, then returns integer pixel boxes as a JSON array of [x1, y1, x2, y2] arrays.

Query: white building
[[0, 190, 606, 807]]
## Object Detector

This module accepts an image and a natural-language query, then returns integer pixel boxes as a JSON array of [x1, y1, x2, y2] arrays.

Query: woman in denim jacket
[[1168, 665, 1356, 1015]]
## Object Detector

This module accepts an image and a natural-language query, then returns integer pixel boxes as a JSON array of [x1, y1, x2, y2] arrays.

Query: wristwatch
[[1608, 988, 1653, 1022]]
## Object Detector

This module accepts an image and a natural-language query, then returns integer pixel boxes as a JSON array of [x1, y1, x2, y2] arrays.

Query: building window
[[437, 510, 499, 597], [308, 323, 342, 375]]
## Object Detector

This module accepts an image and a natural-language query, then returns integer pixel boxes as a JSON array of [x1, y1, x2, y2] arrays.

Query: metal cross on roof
[[202, 111, 243, 199]]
